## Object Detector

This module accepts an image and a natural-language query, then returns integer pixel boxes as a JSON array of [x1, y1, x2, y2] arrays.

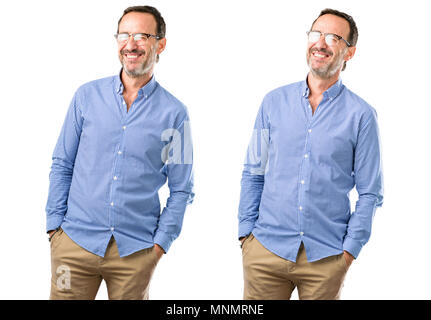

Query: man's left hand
[[343, 250, 355, 268], [154, 244, 165, 260]]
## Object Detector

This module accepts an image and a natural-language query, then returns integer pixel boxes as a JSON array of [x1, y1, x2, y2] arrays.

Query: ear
[[344, 46, 356, 62], [157, 38, 167, 56]]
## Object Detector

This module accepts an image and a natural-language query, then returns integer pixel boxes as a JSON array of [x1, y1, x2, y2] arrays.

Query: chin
[[124, 69, 145, 78]]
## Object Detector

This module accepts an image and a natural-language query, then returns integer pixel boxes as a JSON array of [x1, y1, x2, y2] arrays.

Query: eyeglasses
[[114, 32, 161, 45], [306, 30, 351, 47]]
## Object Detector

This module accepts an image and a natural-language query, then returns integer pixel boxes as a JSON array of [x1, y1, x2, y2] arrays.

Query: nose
[[314, 34, 328, 48], [124, 35, 138, 51]]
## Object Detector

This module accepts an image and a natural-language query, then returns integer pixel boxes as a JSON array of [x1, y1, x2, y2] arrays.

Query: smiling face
[[117, 12, 166, 78], [306, 14, 355, 79]]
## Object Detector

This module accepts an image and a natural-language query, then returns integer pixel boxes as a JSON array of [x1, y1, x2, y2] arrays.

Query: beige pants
[[50, 228, 159, 300], [242, 234, 349, 300]]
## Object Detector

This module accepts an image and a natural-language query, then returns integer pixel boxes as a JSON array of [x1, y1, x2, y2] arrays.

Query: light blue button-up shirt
[[46, 72, 194, 257], [239, 77, 383, 262]]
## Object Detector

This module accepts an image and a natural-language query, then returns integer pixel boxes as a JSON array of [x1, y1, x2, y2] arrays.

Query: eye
[[116, 33, 129, 42], [308, 31, 321, 43], [134, 34, 145, 41], [134, 33, 150, 41], [325, 34, 339, 45]]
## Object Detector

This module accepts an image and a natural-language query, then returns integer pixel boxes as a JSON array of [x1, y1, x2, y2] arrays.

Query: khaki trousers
[[242, 234, 349, 300], [50, 228, 159, 300]]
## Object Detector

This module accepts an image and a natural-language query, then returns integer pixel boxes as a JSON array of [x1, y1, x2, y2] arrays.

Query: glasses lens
[[116, 33, 129, 42], [134, 33, 148, 42], [325, 34, 339, 46], [308, 31, 321, 43]]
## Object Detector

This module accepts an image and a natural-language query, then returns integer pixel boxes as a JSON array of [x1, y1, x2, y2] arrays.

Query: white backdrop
[[0, 0, 430, 299]]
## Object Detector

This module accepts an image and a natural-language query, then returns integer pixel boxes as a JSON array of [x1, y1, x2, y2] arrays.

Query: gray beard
[[121, 50, 157, 78], [307, 48, 347, 79], [308, 61, 340, 79], [122, 60, 152, 78]]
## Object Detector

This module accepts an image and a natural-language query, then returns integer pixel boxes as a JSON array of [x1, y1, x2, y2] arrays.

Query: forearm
[[45, 160, 74, 232], [154, 189, 194, 253], [238, 170, 264, 238], [344, 193, 381, 258]]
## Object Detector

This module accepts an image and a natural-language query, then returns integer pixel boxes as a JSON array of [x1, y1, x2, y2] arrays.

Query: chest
[[122, 92, 138, 112], [308, 95, 323, 114], [268, 99, 358, 167]]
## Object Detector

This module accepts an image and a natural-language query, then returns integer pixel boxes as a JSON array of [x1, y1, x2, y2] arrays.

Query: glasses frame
[[114, 32, 162, 44], [306, 30, 351, 47]]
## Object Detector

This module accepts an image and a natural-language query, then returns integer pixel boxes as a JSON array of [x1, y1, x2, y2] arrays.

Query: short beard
[[123, 63, 152, 78], [307, 47, 346, 79], [120, 48, 157, 78]]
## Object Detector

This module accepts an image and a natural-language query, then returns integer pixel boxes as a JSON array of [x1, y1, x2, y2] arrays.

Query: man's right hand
[[48, 229, 57, 240]]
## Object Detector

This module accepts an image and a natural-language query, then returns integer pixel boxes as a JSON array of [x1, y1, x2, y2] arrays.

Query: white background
[[0, 0, 430, 299]]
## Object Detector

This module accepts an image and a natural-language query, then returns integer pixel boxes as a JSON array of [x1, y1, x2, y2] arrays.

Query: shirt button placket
[[299, 124, 312, 237], [110, 103, 127, 234]]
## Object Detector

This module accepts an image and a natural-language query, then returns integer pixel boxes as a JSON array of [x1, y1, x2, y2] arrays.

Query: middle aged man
[[238, 9, 383, 300], [45, 6, 194, 299]]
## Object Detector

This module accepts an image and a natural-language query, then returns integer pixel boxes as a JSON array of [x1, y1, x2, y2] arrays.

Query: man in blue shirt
[[239, 9, 383, 300], [46, 6, 194, 299]]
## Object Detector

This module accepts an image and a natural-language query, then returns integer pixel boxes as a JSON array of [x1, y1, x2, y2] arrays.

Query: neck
[[307, 71, 340, 97], [121, 69, 153, 93]]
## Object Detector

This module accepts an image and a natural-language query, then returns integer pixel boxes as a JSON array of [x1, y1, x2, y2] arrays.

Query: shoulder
[[343, 86, 377, 119], [74, 75, 116, 99], [263, 81, 303, 102], [259, 81, 303, 115], [155, 83, 189, 117], [342, 87, 379, 131]]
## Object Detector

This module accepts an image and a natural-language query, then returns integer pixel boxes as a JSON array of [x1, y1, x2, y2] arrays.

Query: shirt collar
[[114, 69, 157, 98], [302, 74, 344, 100], [301, 79, 310, 98]]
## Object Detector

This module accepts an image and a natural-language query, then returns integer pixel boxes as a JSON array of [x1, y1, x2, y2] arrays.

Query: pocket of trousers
[[339, 253, 349, 272], [150, 246, 163, 267], [50, 228, 64, 251], [241, 233, 255, 257]]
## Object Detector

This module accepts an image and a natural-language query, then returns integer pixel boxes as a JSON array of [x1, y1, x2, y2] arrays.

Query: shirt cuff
[[343, 236, 363, 259], [154, 231, 173, 254], [238, 221, 255, 239], [46, 215, 64, 233]]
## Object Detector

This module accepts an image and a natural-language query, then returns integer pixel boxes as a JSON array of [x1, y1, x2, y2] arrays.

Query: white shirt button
[[299, 206, 303, 211], [117, 151, 122, 155], [308, 129, 312, 133], [111, 227, 114, 231], [122, 126, 126, 130], [304, 154, 309, 158], [122, 101, 126, 105], [300, 232, 304, 236], [113, 176, 118, 180], [301, 180, 305, 185], [110, 202, 114, 206]]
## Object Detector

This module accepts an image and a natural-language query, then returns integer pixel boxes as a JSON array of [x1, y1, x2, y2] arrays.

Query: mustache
[[310, 47, 333, 56], [121, 49, 146, 55]]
